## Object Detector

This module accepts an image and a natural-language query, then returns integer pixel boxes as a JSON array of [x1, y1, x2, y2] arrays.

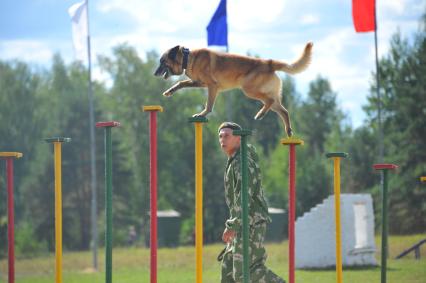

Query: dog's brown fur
[[154, 42, 313, 137]]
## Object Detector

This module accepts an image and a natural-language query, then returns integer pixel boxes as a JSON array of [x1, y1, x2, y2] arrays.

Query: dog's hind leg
[[193, 85, 218, 117], [254, 97, 274, 120], [271, 101, 293, 137]]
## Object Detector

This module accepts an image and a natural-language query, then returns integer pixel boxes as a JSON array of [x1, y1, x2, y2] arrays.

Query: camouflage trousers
[[221, 223, 285, 283]]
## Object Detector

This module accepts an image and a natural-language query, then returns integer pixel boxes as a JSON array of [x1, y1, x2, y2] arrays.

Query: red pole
[[288, 144, 296, 283], [150, 110, 158, 283], [7, 158, 15, 283], [1, 152, 22, 283], [143, 105, 163, 283], [281, 138, 303, 283]]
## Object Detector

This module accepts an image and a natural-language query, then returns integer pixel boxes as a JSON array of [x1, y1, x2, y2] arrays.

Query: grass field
[[1, 234, 425, 283]]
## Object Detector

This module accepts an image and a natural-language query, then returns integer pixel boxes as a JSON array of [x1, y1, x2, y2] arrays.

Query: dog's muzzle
[[154, 63, 172, 79]]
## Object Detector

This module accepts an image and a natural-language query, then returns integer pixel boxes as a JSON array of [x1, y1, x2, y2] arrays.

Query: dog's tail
[[271, 42, 313, 75]]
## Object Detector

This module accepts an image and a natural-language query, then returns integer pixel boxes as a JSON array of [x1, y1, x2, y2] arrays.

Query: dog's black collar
[[182, 47, 190, 70]]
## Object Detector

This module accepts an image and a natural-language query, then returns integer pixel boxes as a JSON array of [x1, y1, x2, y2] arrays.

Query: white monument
[[295, 194, 377, 268]]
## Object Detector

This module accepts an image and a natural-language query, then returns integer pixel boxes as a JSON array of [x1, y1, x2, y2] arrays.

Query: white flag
[[68, 1, 88, 61]]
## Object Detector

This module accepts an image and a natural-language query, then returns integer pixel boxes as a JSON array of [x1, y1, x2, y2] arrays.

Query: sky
[[1, 0, 424, 128]]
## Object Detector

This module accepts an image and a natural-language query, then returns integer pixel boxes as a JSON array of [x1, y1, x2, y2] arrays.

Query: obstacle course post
[[326, 152, 348, 283], [143, 106, 163, 283], [0, 152, 23, 283], [188, 116, 208, 283], [45, 137, 71, 283], [96, 121, 120, 283], [233, 129, 252, 283], [373, 163, 398, 283], [281, 137, 304, 283]]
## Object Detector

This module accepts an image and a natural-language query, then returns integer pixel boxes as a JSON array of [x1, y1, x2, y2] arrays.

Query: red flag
[[352, 0, 376, 32]]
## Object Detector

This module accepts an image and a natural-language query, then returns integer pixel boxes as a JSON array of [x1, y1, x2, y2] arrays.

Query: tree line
[[0, 15, 425, 257]]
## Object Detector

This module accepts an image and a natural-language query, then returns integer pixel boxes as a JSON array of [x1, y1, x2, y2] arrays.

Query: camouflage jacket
[[224, 144, 271, 231]]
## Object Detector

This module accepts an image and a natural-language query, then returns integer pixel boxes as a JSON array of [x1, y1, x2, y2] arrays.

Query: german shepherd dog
[[154, 42, 313, 137]]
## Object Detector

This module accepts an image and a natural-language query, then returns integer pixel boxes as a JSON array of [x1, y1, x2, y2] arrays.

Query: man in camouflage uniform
[[218, 122, 285, 283]]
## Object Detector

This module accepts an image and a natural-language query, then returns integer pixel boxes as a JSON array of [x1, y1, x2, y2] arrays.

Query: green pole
[[373, 163, 398, 283], [96, 121, 120, 283], [233, 129, 251, 283], [105, 126, 113, 283]]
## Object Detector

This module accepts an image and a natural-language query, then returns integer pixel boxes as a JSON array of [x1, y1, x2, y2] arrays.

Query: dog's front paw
[[287, 128, 293, 137], [254, 112, 266, 120], [162, 89, 174, 97], [192, 112, 206, 118]]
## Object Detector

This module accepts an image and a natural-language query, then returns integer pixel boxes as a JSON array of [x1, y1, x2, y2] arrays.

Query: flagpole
[[86, 0, 98, 270], [225, 31, 231, 120], [374, 0, 384, 163], [225, 2, 231, 120], [225, 43, 232, 120]]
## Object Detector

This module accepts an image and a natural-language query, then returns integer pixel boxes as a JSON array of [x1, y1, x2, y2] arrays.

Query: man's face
[[219, 128, 241, 157]]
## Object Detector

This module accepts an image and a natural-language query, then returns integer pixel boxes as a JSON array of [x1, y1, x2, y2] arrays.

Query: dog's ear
[[168, 45, 180, 60]]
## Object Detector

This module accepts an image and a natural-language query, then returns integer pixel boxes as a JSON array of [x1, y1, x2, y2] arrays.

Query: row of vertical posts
[[1, 104, 422, 283], [1, 125, 120, 283]]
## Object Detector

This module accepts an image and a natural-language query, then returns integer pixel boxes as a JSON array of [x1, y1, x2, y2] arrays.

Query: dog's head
[[154, 45, 186, 79]]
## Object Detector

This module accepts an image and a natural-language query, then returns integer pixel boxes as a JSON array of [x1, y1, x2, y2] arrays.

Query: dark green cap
[[218, 121, 242, 133]]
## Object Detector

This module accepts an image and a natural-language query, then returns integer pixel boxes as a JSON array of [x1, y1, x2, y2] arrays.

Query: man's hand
[[222, 228, 236, 243]]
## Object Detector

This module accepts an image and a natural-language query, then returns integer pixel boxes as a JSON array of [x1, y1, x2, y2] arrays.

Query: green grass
[[1, 234, 425, 283]]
